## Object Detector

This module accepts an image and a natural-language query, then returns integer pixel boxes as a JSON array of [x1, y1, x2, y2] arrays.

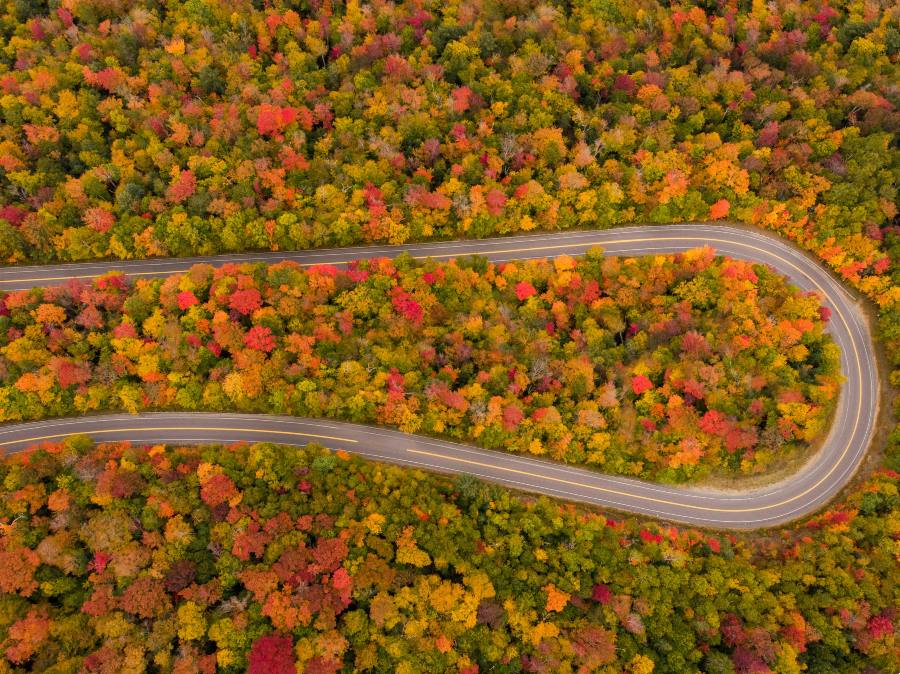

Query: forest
[[0, 0, 897, 671], [0, 250, 840, 483], [0, 436, 895, 673]]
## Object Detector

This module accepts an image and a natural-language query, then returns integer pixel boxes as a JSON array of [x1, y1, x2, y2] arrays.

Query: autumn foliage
[[0, 438, 895, 672], [0, 1, 898, 670], [0, 250, 840, 482]]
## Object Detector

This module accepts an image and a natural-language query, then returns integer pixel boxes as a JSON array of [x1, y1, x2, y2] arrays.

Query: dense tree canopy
[[0, 251, 840, 482], [0, 0, 897, 669], [0, 436, 895, 673]]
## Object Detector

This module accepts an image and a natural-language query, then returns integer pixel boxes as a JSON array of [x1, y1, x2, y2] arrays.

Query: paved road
[[0, 225, 879, 528]]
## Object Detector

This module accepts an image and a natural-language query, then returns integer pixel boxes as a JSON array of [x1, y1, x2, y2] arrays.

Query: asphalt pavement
[[0, 224, 879, 529]]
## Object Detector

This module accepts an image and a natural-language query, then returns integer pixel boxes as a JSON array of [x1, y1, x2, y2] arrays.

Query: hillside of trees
[[0, 436, 895, 673], [0, 251, 840, 482]]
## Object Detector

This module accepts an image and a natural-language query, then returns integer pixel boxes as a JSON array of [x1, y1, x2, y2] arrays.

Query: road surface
[[0, 224, 879, 529]]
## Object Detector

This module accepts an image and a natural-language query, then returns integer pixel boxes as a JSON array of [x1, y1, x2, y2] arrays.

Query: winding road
[[0, 224, 879, 529]]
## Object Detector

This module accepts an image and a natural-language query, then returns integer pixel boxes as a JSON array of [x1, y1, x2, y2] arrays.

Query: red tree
[[244, 325, 276, 352], [631, 375, 653, 395], [229, 288, 263, 315], [177, 291, 199, 310], [515, 281, 537, 300], [248, 635, 296, 674]]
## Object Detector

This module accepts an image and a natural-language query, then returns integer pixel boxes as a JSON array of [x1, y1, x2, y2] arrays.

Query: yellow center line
[[407, 447, 720, 509], [413, 237, 665, 260], [406, 448, 768, 514], [0, 235, 746, 283], [0, 427, 356, 447]]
